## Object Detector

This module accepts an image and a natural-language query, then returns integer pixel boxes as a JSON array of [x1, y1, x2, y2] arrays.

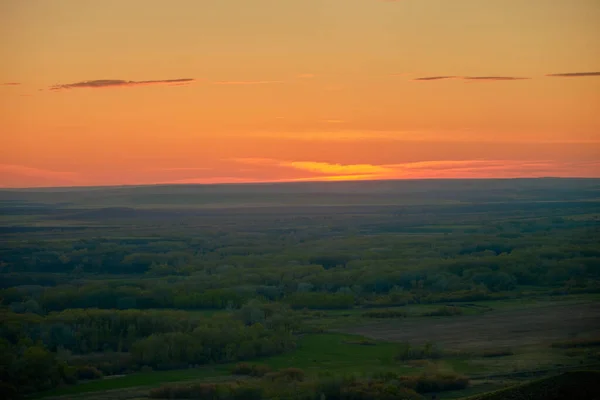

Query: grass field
[[38, 316, 600, 399], [36, 365, 232, 398], [338, 302, 600, 350], [38, 333, 413, 398]]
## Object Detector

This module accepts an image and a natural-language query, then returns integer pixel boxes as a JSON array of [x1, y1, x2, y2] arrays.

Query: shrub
[[551, 337, 600, 349], [149, 383, 218, 399], [264, 367, 305, 382], [317, 377, 423, 400], [231, 385, 263, 400], [422, 306, 463, 317], [76, 365, 103, 380], [481, 349, 514, 358], [371, 371, 400, 381], [395, 342, 443, 361], [231, 362, 272, 377], [363, 310, 408, 318], [400, 373, 469, 393], [0, 383, 19, 400]]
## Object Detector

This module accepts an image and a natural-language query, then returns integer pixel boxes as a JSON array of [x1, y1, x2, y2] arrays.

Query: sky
[[1, 0, 599, 187]]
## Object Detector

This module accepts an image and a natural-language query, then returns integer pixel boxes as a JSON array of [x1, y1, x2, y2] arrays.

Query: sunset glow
[[1, 0, 599, 187]]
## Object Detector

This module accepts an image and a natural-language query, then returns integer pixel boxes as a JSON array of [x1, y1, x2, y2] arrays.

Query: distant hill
[[1, 178, 599, 209]]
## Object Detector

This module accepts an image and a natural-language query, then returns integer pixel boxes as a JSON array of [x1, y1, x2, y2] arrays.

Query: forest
[[0, 179, 599, 399]]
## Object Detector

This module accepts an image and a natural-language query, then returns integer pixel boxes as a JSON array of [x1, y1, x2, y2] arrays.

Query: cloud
[[229, 158, 599, 181], [212, 80, 283, 85], [463, 76, 530, 81], [248, 131, 421, 142], [147, 167, 213, 172], [244, 129, 600, 145], [545, 72, 600, 78], [413, 76, 458, 81], [49, 78, 195, 90], [413, 76, 530, 82], [2, 82, 21, 86], [283, 161, 391, 175]]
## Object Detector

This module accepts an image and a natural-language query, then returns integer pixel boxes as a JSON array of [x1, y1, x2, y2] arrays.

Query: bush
[[231, 362, 272, 377], [400, 372, 469, 393], [481, 349, 514, 358], [76, 365, 103, 380], [317, 377, 423, 400], [0, 382, 19, 400], [395, 342, 443, 361], [149, 383, 218, 399], [422, 306, 463, 317], [551, 337, 600, 349], [363, 310, 408, 318], [264, 367, 305, 382], [231, 385, 263, 400], [149, 382, 265, 400]]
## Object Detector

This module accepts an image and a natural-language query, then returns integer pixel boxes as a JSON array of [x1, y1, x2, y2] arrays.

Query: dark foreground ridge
[[464, 371, 600, 400]]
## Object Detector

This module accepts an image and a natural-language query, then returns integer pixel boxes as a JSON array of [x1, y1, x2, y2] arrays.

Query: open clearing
[[338, 302, 600, 350]]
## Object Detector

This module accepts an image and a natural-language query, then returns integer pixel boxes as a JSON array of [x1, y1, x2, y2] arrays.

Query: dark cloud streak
[[413, 76, 530, 82], [413, 76, 457, 81], [2, 82, 21, 86], [546, 72, 600, 78], [464, 76, 530, 81], [49, 78, 195, 90]]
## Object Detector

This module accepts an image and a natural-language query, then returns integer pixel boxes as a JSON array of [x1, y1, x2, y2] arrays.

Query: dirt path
[[338, 302, 600, 350]]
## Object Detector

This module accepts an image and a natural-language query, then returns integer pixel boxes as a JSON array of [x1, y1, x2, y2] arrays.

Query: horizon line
[[0, 176, 597, 191]]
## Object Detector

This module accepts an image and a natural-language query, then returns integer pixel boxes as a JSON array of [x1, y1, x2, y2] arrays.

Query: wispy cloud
[[545, 72, 600, 78], [243, 129, 600, 145], [212, 80, 283, 85], [413, 75, 530, 82], [413, 76, 458, 81], [2, 82, 21, 86], [463, 76, 530, 81], [282, 161, 390, 175], [230, 158, 599, 181], [49, 78, 195, 90], [147, 167, 213, 172]]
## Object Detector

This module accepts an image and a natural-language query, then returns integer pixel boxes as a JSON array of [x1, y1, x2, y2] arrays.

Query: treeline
[[148, 369, 469, 400], [132, 324, 295, 370], [3, 272, 599, 316], [1, 216, 598, 279], [0, 303, 299, 397]]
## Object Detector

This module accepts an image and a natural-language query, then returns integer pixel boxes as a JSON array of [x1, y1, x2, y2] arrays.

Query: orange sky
[[1, 0, 599, 187]]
